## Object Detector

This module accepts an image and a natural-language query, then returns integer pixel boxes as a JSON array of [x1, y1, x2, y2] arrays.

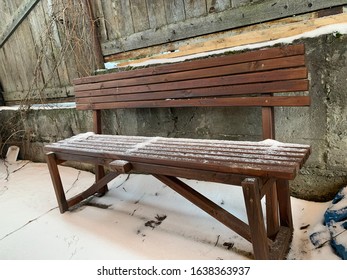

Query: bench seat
[[45, 132, 310, 180], [44, 132, 310, 259]]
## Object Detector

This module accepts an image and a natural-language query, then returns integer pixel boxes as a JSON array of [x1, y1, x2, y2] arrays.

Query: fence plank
[[130, 0, 150, 33], [99, 0, 120, 41], [165, 0, 186, 24], [117, 12, 347, 66], [0, 0, 41, 48], [232, 0, 258, 8], [101, 0, 347, 56], [0, 48, 16, 94], [147, 0, 167, 29], [91, 0, 108, 42], [117, 0, 135, 36], [206, 0, 231, 13], [42, 0, 70, 86], [184, 0, 207, 18]]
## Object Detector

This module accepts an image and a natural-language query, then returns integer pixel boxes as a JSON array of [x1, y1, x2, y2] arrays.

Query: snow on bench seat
[[45, 132, 310, 180]]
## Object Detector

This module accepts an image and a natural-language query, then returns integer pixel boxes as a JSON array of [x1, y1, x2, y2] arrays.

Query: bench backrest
[[73, 44, 310, 139]]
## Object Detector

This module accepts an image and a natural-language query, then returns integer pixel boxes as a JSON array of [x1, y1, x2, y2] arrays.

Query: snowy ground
[[2, 159, 347, 279], [0, 159, 341, 261]]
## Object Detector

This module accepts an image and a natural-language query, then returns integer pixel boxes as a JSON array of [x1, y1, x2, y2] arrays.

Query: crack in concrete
[[115, 174, 130, 189], [0, 207, 57, 241], [0, 161, 30, 196], [11, 161, 30, 174], [2, 161, 10, 181], [66, 170, 81, 194], [1, 161, 30, 182]]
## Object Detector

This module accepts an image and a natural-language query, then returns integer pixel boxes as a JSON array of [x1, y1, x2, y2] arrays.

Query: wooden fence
[[1, 0, 347, 104]]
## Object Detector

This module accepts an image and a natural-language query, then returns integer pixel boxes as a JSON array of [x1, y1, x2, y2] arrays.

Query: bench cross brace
[[46, 152, 120, 213]]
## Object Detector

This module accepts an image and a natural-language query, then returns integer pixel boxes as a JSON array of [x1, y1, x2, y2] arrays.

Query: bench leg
[[276, 179, 293, 230], [95, 164, 108, 196], [46, 152, 69, 213], [242, 178, 269, 259], [266, 181, 280, 240]]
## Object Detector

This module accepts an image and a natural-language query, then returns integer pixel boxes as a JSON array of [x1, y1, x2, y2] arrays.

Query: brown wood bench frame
[[44, 44, 311, 260]]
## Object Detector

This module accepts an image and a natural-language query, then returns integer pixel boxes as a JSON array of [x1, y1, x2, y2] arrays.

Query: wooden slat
[[73, 43, 309, 112], [48, 141, 300, 169], [75, 66, 307, 98], [50, 133, 310, 150], [48, 147, 299, 179], [76, 94, 310, 111], [44, 134, 310, 180], [72, 139, 307, 161], [73, 44, 305, 85], [58, 139, 306, 168], [75, 55, 306, 92], [75, 78, 308, 106]]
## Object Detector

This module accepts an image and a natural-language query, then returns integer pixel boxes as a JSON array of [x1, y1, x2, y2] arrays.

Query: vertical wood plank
[[184, 0, 207, 18], [42, 0, 70, 87], [0, 0, 20, 95], [261, 106, 275, 140], [0, 0, 41, 48], [231, 0, 255, 8], [130, 0, 150, 32], [116, 0, 135, 36], [28, 1, 54, 89], [92, 0, 109, 42], [84, 0, 105, 69], [0, 46, 18, 94], [15, 17, 38, 95], [164, 0, 186, 24], [0, 0, 12, 35], [147, 0, 167, 29], [100, 0, 121, 40], [206, 0, 231, 13], [93, 110, 102, 134], [0, 45, 24, 95], [3, 1, 28, 95], [51, 0, 79, 82]]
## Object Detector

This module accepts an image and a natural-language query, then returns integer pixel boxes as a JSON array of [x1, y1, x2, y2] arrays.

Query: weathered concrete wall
[[275, 34, 347, 201], [1, 34, 346, 202]]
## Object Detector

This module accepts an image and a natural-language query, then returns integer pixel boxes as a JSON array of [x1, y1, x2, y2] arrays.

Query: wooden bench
[[44, 44, 311, 260]]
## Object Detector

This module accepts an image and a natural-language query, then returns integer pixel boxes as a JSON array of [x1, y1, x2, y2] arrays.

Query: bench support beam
[[46, 152, 119, 213], [67, 171, 119, 208], [153, 174, 252, 243]]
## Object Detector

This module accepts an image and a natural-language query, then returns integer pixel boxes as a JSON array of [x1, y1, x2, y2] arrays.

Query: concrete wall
[[1, 34, 346, 202]]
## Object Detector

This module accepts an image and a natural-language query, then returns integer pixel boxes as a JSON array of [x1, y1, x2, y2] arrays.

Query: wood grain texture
[[100, 0, 347, 55], [44, 133, 311, 180], [73, 45, 309, 111]]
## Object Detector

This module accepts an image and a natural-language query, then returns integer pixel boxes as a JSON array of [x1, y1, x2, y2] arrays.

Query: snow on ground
[[0, 159, 341, 261]]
